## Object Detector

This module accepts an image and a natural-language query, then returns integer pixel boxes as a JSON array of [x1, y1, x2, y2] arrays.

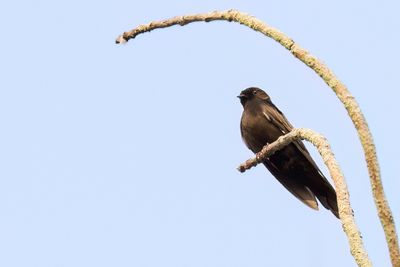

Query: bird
[[238, 87, 339, 218]]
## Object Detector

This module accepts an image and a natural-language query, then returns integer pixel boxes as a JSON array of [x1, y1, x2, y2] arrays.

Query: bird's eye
[[253, 91, 257, 95]]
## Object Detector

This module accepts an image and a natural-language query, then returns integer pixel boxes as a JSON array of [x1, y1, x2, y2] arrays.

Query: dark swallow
[[238, 87, 339, 218]]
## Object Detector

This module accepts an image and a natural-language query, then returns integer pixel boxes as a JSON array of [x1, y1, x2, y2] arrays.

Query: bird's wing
[[263, 101, 338, 217], [257, 100, 319, 210], [263, 100, 321, 173], [263, 160, 319, 210]]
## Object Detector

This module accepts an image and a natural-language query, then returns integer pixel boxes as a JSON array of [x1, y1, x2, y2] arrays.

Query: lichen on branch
[[238, 128, 371, 266]]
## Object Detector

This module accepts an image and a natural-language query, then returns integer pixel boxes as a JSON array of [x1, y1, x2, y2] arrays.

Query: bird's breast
[[240, 112, 281, 153]]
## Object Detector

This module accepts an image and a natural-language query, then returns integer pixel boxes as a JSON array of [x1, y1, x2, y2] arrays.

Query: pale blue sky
[[1, 1, 399, 266]]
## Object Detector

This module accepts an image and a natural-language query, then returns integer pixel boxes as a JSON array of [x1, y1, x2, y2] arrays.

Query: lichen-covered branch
[[116, 10, 399, 266], [238, 128, 371, 266]]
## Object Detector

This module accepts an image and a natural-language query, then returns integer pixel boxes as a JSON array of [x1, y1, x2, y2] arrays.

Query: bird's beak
[[237, 94, 247, 99]]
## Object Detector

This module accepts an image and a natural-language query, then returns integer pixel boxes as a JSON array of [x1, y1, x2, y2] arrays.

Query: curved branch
[[116, 9, 399, 266], [238, 128, 372, 267]]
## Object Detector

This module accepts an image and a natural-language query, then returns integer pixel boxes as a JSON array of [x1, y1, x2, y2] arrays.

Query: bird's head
[[237, 87, 270, 107]]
